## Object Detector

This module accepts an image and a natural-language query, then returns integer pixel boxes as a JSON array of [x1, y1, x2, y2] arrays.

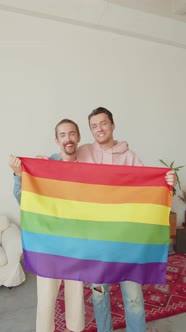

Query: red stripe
[[20, 157, 171, 187]]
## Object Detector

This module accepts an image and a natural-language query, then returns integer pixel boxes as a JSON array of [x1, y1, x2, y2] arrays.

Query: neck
[[98, 139, 117, 151]]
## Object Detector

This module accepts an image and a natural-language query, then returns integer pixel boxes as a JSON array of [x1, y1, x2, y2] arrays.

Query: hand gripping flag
[[20, 158, 172, 284]]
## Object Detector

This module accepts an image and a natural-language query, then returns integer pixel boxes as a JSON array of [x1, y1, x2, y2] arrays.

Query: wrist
[[13, 172, 21, 177]]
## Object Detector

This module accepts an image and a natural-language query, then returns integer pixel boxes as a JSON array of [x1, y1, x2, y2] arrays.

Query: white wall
[[0, 1, 186, 225]]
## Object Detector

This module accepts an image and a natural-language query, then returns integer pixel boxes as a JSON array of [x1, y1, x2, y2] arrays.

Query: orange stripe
[[22, 171, 172, 206]]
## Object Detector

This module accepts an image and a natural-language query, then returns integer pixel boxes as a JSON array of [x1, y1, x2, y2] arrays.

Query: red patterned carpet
[[55, 254, 186, 331]]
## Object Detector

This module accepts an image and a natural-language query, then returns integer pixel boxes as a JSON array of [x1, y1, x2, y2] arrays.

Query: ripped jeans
[[92, 281, 146, 332]]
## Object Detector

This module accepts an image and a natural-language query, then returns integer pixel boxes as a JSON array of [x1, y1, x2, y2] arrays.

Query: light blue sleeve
[[49, 153, 62, 160], [13, 175, 22, 205]]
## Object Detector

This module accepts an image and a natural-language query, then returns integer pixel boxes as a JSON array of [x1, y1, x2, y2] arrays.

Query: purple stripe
[[23, 250, 167, 285]]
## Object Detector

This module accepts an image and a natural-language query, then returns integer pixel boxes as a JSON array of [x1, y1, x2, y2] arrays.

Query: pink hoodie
[[77, 141, 143, 166]]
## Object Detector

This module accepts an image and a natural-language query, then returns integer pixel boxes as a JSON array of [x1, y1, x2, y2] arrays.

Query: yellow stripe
[[21, 191, 170, 225]]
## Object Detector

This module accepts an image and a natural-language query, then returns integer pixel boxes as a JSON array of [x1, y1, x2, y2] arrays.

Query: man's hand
[[9, 155, 22, 176], [165, 170, 176, 187]]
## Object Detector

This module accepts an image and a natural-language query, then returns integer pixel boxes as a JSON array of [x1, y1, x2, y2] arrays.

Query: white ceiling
[[107, 0, 186, 22], [0, 0, 186, 23]]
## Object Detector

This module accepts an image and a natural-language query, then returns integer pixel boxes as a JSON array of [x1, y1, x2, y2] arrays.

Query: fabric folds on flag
[[20, 157, 172, 284]]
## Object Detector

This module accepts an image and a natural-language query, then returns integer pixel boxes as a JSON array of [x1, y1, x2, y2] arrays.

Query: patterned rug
[[55, 254, 186, 331]]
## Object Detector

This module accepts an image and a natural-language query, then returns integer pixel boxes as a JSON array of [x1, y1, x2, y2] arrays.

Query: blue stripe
[[21, 230, 169, 264]]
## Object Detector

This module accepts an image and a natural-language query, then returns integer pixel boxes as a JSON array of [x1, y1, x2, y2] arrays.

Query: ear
[[112, 123, 115, 131], [78, 134, 81, 143], [55, 137, 59, 145]]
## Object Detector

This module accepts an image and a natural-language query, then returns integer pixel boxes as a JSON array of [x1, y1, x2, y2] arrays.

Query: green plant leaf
[[159, 159, 185, 196], [174, 166, 185, 170], [159, 159, 169, 167]]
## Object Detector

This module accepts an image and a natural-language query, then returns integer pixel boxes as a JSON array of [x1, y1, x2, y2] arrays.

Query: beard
[[63, 142, 76, 155]]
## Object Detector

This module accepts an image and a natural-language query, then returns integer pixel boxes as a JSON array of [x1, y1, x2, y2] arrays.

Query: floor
[[0, 272, 186, 332]]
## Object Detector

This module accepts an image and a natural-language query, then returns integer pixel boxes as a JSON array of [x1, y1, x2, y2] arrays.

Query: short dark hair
[[55, 119, 80, 138], [88, 107, 114, 125]]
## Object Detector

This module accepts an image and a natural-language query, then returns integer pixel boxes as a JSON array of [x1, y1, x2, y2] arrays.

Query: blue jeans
[[92, 281, 146, 332]]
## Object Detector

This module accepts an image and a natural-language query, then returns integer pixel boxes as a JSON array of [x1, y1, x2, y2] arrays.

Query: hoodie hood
[[77, 140, 142, 166], [92, 140, 129, 154]]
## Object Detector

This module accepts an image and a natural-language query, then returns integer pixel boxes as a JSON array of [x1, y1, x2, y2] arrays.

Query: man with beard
[[9, 119, 85, 332]]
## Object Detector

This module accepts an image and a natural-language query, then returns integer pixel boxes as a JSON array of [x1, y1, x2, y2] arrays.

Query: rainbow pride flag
[[20, 157, 172, 284]]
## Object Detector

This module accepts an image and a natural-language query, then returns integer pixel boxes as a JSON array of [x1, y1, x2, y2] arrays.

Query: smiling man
[[49, 118, 81, 161], [9, 119, 84, 332], [77, 106, 176, 332]]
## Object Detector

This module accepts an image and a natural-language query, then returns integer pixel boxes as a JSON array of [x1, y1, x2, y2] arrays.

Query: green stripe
[[21, 210, 169, 245]]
